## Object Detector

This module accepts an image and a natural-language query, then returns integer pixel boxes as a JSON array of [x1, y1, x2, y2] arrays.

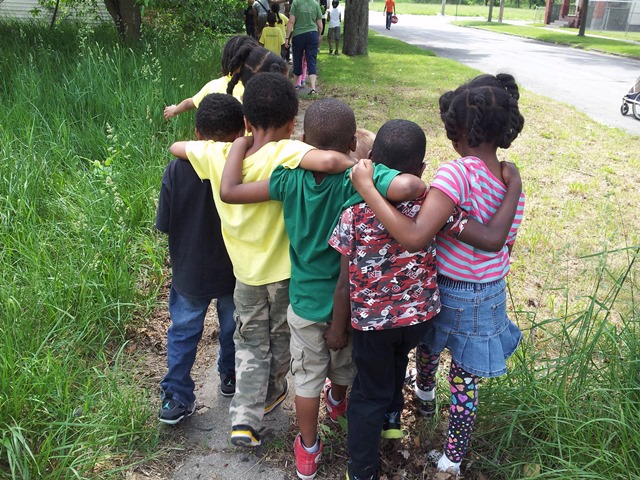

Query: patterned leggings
[[416, 343, 479, 462]]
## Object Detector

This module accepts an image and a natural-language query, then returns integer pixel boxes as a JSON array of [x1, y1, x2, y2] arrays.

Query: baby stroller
[[620, 76, 640, 120]]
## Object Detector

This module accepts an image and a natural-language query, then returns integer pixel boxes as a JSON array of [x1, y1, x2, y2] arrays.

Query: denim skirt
[[422, 276, 522, 378]]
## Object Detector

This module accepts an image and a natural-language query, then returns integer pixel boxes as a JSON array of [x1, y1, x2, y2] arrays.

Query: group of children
[[159, 34, 525, 480]]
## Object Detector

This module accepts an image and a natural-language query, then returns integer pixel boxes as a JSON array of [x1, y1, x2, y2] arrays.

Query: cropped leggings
[[416, 345, 479, 463]]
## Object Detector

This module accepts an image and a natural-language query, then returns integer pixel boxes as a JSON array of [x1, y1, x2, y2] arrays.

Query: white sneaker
[[427, 450, 461, 475]]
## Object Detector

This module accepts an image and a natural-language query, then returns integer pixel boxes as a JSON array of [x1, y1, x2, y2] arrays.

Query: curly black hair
[[303, 98, 356, 153], [371, 119, 426, 175], [221, 35, 259, 76], [439, 73, 525, 149], [242, 72, 298, 130], [195, 94, 245, 140], [226, 46, 289, 95]]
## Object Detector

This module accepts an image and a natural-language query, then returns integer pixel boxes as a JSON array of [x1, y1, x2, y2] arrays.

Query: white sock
[[415, 386, 435, 401], [302, 436, 320, 453], [437, 454, 461, 474]]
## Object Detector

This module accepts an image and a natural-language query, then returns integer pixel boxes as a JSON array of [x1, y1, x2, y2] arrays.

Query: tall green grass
[[477, 248, 640, 478], [0, 21, 228, 478]]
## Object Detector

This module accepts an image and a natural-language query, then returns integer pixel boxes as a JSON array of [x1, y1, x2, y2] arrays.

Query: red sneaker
[[294, 434, 323, 479], [323, 379, 348, 423]]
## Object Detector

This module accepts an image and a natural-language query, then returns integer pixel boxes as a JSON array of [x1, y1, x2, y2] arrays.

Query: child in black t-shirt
[[156, 94, 245, 425]]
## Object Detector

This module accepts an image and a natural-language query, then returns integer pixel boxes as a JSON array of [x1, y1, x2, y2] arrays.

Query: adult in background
[[253, 0, 271, 39], [385, 0, 395, 30], [285, 0, 323, 95]]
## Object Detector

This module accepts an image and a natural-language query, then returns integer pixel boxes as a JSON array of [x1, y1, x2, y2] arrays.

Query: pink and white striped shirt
[[431, 156, 525, 283]]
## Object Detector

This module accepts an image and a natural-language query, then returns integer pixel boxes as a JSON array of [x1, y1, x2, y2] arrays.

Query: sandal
[[309, 89, 317, 95]]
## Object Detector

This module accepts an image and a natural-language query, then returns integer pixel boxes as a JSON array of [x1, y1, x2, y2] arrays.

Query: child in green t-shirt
[[220, 98, 427, 480]]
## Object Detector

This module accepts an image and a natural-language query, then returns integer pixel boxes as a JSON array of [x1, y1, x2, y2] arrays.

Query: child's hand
[[350, 158, 375, 192], [324, 326, 348, 351], [233, 135, 254, 151], [500, 161, 522, 188], [163, 105, 177, 120]]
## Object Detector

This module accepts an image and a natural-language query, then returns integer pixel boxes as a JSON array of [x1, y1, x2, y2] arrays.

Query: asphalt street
[[370, 13, 640, 136]]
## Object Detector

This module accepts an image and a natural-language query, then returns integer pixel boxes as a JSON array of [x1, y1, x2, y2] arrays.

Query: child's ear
[[244, 117, 252, 133], [366, 150, 372, 159], [349, 135, 357, 153], [195, 128, 204, 141], [288, 117, 296, 136]]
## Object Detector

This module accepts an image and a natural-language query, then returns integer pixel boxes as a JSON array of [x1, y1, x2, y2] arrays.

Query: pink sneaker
[[323, 379, 347, 423], [294, 434, 323, 479]]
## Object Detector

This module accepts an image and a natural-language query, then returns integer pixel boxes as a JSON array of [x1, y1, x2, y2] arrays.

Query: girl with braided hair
[[225, 45, 289, 97], [350, 73, 526, 476], [164, 35, 259, 120]]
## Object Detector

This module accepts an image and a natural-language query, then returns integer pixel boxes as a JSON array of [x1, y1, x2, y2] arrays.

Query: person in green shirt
[[285, 0, 323, 94]]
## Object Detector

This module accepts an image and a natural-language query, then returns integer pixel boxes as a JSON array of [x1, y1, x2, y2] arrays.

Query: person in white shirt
[[327, 0, 342, 55]]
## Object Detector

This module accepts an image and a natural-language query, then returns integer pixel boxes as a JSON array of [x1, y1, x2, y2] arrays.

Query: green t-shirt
[[269, 164, 400, 322], [290, 0, 323, 37]]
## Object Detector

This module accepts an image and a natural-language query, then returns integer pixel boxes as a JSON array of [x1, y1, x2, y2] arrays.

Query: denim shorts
[[422, 276, 522, 378]]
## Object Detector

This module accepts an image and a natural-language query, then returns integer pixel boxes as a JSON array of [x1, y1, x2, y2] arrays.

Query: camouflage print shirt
[[329, 192, 465, 331]]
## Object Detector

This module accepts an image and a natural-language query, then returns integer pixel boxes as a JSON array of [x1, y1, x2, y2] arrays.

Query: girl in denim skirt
[[417, 73, 526, 474], [350, 72, 526, 476]]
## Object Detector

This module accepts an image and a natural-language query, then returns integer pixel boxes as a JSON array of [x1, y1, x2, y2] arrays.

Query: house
[[545, 0, 640, 32], [0, 0, 110, 24]]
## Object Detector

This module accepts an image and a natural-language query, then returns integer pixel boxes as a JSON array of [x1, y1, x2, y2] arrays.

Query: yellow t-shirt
[[259, 25, 285, 56], [185, 139, 315, 286], [192, 76, 245, 107]]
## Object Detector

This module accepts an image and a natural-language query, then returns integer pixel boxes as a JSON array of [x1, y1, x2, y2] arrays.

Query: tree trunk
[[103, 0, 142, 43], [342, 0, 368, 56], [578, 0, 588, 36]]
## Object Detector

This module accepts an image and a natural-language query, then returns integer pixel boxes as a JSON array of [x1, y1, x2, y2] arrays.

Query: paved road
[[370, 14, 640, 136]]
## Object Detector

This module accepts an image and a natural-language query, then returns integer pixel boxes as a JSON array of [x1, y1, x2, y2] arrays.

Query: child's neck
[[462, 143, 502, 181], [246, 126, 292, 156]]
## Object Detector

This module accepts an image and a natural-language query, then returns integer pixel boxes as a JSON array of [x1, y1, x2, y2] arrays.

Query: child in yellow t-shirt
[[170, 72, 355, 448], [163, 35, 258, 120], [259, 12, 285, 56]]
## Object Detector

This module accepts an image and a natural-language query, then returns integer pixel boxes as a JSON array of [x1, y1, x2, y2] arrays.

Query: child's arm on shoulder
[[385, 173, 427, 203], [350, 159, 522, 252], [163, 98, 196, 120], [454, 161, 522, 251], [220, 136, 272, 204], [169, 141, 188, 159], [299, 149, 355, 174], [325, 255, 350, 351], [350, 159, 450, 252]]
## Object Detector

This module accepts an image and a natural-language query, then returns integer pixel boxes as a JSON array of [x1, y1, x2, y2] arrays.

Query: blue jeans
[[160, 286, 236, 405], [292, 30, 319, 76]]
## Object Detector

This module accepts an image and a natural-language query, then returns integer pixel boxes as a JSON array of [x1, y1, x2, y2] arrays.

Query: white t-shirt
[[328, 6, 342, 28]]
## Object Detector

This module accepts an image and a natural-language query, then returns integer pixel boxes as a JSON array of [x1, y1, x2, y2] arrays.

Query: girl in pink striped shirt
[[350, 73, 526, 475]]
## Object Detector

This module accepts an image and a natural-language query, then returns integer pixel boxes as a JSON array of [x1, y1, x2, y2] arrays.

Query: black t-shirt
[[156, 159, 235, 298]]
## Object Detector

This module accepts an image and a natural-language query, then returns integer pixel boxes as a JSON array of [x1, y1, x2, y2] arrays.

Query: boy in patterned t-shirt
[[329, 119, 521, 480]]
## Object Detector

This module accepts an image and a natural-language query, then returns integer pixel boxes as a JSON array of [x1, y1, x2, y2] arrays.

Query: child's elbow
[[219, 185, 232, 203]]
